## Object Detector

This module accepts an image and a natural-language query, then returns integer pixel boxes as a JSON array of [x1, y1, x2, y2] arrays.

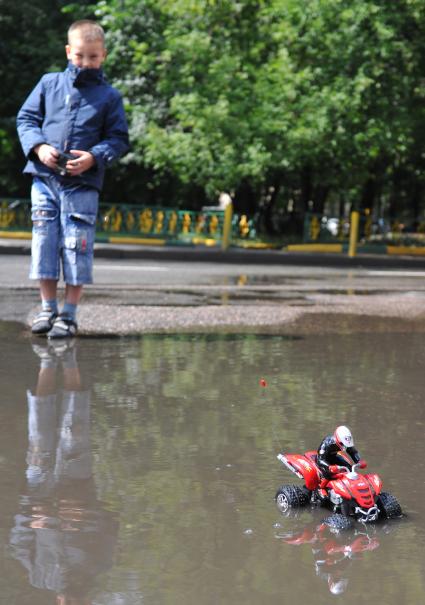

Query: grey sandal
[[48, 314, 78, 339], [31, 309, 57, 335]]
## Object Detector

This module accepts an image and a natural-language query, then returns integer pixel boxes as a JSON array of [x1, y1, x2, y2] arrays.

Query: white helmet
[[334, 425, 354, 449]]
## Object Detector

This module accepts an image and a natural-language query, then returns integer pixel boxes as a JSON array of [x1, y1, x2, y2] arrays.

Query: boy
[[17, 20, 129, 338]]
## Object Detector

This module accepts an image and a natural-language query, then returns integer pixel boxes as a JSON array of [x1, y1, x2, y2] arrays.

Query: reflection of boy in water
[[10, 342, 118, 605]]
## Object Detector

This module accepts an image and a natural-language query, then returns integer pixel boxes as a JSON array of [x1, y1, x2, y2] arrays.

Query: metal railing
[[0, 197, 258, 250], [4, 198, 422, 256]]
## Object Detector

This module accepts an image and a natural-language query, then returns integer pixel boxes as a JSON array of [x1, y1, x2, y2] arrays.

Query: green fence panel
[[303, 212, 375, 243], [0, 198, 259, 245], [97, 204, 228, 245], [0, 198, 33, 231]]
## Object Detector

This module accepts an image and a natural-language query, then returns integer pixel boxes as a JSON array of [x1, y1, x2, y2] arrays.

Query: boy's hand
[[66, 150, 96, 176], [34, 144, 59, 169]]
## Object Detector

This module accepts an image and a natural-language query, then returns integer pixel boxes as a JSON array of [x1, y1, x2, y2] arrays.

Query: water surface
[[0, 323, 424, 604]]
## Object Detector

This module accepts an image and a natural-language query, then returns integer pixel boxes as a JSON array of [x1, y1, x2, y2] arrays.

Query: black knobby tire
[[275, 485, 310, 512], [323, 513, 353, 530], [378, 492, 402, 519]]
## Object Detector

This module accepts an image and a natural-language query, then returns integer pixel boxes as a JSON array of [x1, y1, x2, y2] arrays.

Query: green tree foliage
[[97, 0, 425, 229], [0, 0, 92, 192], [1, 0, 424, 230]]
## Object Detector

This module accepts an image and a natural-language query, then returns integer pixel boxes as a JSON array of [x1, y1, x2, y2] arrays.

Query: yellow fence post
[[221, 201, 233, 250], [348, 211, 360, 257]]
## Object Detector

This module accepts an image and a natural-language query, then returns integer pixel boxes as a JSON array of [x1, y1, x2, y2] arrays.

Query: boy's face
[[66, 34, 106, 70]]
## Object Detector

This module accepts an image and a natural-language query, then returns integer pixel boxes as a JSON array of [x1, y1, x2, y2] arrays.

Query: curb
[[2, 237, 425, 269]]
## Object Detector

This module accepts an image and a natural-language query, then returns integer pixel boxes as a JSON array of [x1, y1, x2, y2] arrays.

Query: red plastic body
[[280, 450, 382, 502], [281, 451, 321, 490], [331, 473, 382, 507]]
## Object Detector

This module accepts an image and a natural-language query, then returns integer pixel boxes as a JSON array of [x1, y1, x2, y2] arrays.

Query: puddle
[[0, 326, 424, 604]]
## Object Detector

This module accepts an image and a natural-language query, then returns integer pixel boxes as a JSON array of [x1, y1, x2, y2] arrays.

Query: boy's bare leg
[[39, 278, 58, 302], [64, 284, 83, 306], [39, 282, 83, 305]]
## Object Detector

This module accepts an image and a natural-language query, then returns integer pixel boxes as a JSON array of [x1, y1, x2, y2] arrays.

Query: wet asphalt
[[1, 238, 425, 335]]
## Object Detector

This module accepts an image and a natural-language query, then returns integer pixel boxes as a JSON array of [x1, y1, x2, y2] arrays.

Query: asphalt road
[[1, 251, 425, 333], [2, 249, 425, 287]]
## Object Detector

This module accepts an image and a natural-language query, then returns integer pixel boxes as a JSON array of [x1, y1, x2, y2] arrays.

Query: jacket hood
[[66, 62, 105, 85]]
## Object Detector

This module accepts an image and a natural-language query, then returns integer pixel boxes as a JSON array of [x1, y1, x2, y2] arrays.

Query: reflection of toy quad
[[275, 515, 381, 595], [275, 450, 402, 529]]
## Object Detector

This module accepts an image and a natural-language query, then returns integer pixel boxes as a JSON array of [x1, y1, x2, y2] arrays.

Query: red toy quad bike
[[275, 450, 402, 529]]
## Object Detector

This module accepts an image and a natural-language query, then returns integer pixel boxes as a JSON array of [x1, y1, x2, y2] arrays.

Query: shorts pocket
[[69, 212, 97, 226], [31, 208, 58, 231], [64, 213, 96, 255]]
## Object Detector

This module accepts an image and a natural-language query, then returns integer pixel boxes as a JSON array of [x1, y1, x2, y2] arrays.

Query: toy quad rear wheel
[[275, 485, 310, 513], [323, 513, 353, 531], [378, 492, 402, 519]]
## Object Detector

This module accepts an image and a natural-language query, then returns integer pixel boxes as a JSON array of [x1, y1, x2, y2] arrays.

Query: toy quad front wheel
[[275, 485, 310, 513], [377, 492, 402, 519]]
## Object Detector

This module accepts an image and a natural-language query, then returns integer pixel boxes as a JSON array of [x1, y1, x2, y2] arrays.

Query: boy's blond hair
[[68, 20, 105, 44]]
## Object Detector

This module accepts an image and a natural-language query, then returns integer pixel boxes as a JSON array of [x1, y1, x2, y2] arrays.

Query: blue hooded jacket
[[17, 63, 129, 191]]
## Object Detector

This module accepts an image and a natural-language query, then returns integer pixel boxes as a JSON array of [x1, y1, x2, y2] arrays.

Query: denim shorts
[[30, 176, 99, 285]]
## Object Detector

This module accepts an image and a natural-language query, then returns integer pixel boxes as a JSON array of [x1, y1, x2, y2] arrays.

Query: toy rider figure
[[317, 425, 367, 479]]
